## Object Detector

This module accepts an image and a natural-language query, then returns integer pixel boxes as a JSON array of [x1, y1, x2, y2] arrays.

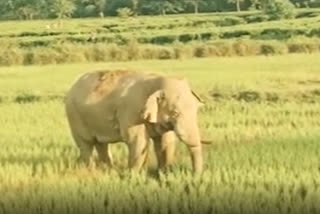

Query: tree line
[[0, 0, 319, 20]]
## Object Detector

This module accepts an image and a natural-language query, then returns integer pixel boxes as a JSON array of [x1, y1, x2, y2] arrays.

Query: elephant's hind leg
[[73, 135, 95, 166], [95, 143, 113, 167], [153, 131, 176, 170], [65, 103, 94, 167]]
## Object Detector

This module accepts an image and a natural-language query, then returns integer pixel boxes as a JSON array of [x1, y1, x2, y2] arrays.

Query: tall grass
[[0, 55, 319, 213], [0, 38, 320, 66]]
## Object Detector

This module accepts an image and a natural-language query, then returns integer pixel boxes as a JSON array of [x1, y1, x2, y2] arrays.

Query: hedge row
[[2, 87, 320, 104], [3, 9, 320, 39], [0, 16, 269, 39], [1, 39, 320, 66], [14, 27, 320, 48], [0, 16, 249, 39]]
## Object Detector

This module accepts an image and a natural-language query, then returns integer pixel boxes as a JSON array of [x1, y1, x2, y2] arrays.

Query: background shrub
[[245, 14, 270, 23], [117, 7, 133, 18], [216, 16, 247, 26], [262, 0, 296, 20]]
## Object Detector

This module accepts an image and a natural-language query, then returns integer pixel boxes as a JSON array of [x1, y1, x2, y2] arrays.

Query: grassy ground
[[0, 54, 320, 214]]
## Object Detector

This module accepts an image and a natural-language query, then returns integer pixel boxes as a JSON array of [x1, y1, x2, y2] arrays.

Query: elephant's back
[[65, 69, 136, 142], [66, 69, 135, 104]]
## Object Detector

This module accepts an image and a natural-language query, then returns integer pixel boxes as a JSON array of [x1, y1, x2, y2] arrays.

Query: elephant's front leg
[[188, 144, 203, 173], [126, 124, 150, 171], [153, 131, 176, 170], [95, 143, 113, 167]]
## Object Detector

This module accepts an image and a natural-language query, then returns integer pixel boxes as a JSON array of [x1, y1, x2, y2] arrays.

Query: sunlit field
[[0, 54, 320, 214]]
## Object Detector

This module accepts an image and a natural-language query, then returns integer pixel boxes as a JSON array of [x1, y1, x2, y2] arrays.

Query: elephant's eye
[[171, 110, 180, 118]]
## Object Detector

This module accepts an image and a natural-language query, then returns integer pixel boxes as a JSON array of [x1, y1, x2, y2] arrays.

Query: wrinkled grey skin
[[65, 70, 209, 173]]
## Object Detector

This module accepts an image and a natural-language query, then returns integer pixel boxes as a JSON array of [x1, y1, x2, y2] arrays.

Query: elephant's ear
[[142, 90, 163, 123], [191, 90, 204, 106]]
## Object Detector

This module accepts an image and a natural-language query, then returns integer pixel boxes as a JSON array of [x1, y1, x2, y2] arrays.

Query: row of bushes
[[0, 17, 250, 39], [13, 26, 320, 48], [1, 39, 320, 66], [2, 88, 320, 104], [1, 11, 319, 40], [2, 9, 320, 39], [143, 27, 320, 44], [0, 93, 64, 104], [209, 89, 320, 103], [0, 31, 88, 38], [0, 16, 285, 38]]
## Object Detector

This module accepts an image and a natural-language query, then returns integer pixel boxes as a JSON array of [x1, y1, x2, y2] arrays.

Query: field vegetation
[[0, 54, 319, 214], [1, 1, 320, 212], [1, 8, 320, 66]]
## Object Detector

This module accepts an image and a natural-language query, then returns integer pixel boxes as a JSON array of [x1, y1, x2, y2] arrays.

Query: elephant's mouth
[[160, 122, 174, 131], [145, 121, 175, 136], [152, 122, 174, 134]]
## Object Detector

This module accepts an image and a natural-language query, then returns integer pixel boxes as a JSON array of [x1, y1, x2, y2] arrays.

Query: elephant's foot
[[158, 165, 175, 175], [76, 155, 93, 168]]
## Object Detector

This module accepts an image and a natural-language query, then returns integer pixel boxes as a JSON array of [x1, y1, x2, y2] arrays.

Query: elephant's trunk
[[174, 116, 203, 173]]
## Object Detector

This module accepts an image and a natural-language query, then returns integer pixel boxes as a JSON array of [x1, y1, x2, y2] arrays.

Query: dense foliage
[[262, 0, 296, 19], [0, 0, 320, 20]]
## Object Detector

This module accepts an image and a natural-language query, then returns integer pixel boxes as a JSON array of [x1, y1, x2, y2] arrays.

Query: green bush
[[257, 28, 306, 40], [116, 7, 133, 18], [15, 92, 41, 103], [295, 11, 320, 18], [221, 30, 251, 39], [262, 0, 296, 20], [178, 33, 197, 43], [309, 28, 320, 37], [149, 35, 178, 44], [216, 16, 246, 26], [200, 32, 218, 40], [83, 5, 97, 17], [20, 39, 51, 48], [245, 14, 270, 23]]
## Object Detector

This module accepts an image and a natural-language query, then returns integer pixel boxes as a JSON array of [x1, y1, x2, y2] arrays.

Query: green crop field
[[0, 54, 319, 214], [1, 9, 320, 67]]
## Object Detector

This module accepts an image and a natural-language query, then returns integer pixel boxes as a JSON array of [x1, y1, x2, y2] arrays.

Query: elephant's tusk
[[201, 140, 212, 145]]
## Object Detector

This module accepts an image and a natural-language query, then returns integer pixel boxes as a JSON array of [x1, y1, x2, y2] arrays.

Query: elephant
[[65, 69, 210, 173]]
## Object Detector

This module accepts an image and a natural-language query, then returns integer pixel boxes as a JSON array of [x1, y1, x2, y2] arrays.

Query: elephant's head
[[142, 77, 209, 172]]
